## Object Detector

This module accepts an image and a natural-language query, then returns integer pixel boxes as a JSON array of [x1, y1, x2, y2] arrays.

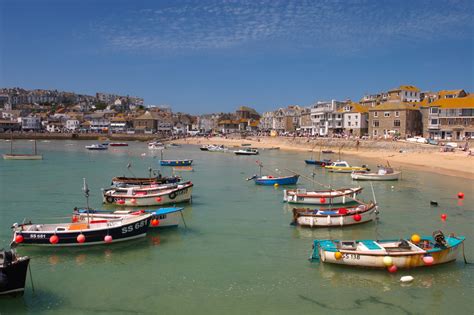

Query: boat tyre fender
[[106, 196, 115, 203], [169, 191, 177, 200]]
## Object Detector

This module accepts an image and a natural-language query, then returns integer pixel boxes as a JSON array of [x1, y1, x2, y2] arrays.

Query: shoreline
[[174, 136, 474, 180]]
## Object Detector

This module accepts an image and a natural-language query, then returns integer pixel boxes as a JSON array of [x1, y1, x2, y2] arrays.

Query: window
[[430, 107, 439, 114], [461, 109, 473, 116], [348, 122, 351, 126], [373, 112, 378, 117], [394, 120, 400, 127], [355, 121, 358, 126], [373, 120, 379, 127], [373, 129, 378, 136], [431, 119, 438, 125], [395, 111, 399, 117], [384, 112, 390, 117]]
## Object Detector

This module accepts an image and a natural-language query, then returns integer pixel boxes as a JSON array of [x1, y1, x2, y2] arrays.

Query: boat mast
[[83, 178, 90, 228], [10, 133, 13, 154], [34, 140, 37, 155]]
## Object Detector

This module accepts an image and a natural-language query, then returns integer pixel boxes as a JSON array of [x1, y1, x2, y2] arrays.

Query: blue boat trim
[[254, 175, 299, 185]]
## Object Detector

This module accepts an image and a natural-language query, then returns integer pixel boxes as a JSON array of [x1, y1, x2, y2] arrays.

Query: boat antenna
[[127, 162, 137, 179], [34, 139, 37, 155], [83, 178, 90, 227]]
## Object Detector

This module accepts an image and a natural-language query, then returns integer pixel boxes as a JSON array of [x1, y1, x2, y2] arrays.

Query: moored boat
[[251, 174, 299, 185], [73, 207, 184, 229], [103, 182, 193, 206], [234, 148, 259, 155], [351, 166, 401, 181], [172, 166, 194, 172], [160, 159, 193, 166], [109, 142, 128, 147], [199, 145, 209, 151], [148, 142, 165, 150], [292, 202, 377, 227], [283, 187, 363, 205], [0, 249, 30, 296], [3, 139, 43, 160], [324, 161, 369, 173], [310, 230, 465, 269], [85, 144, 108, 150], [11, 213, 152, 246], [111, 175, 181, 186], [304, 159, 331, 166]]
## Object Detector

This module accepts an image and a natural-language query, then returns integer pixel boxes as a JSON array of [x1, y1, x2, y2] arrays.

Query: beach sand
[[174, 136, 474, 180]]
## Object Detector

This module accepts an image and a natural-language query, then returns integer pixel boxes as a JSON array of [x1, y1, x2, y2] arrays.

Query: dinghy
[[234, 148, 259, 155], [111, 175, 181, 186], [0, 249, 30, 296], [250, 174, 299, 185], [291, 202, 377, 227], [351, 166, 401, 181], [283, 187, 363, 205], [85, 144, 108, 150], [305, 159, 331, 166], [160, 159, 193, 166], [310, 230, 465, 269], [325, 161, 369, 173]]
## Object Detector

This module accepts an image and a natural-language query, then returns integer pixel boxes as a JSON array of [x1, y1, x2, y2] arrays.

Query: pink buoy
[[49, 235, 59, 244], [15, 234, 24, 243], [388, 265, 398, 273], [441, 213, 447, 221], [353, 214, 362, 222], [104, 235, 113, 243], [130, 198, 137, 204], [117, 199, 125, 205], [320, 197, 326, 204], [423, 256, 434, 265], [77, 234, 86, 243]]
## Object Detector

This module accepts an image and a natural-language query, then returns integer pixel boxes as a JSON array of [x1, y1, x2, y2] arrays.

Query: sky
[[0, 0, 473, 114]]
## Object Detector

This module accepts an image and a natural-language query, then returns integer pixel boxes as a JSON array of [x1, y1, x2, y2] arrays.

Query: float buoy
[[49, 235, 59, 244], [320, 197, 326, 204], [338, 208, 348, 215], [423, 256, 434, 265], [410, 234, 421, 244], [388, 265, 398, 273], [353, 214, 362, 222], [15, 234, 24, 243], [155, 197, 162, 202], [77, 234, 86, 243], [441, 213, 447, 221], [151, 219, 160, 227], [130, 198, 137, 204], [104, 235, 113, 243], [457, 192, 464, 199], [334, 252, 343, 260], [383, 256, 393, 266]]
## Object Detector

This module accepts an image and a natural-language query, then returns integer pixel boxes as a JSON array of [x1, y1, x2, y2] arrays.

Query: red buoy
[[441, 213, 447, 221], [321, 163, 325, 167], [104, 235, 113, 243], [49, 235, 59, 244], [388, 265, 398, 273], [151, 219, 160, 227], [155, 197, 162, 202], [353, 214, 362, 222], [130, 198, 137, 204], [457, 192, 464, 199], [320, 197, 326, 204], [117, 199, 125, 205], [15, 234, 24, 243], [72, 216, 79, 223], [338, 208, 348, 215], [77, 234, 86, 243]]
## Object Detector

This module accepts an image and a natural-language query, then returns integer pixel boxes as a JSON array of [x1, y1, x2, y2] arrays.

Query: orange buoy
[[334, 252, 343, 260], [49, 235, 59, 244], [410, 234, 421, 244], [151, 219, 160, 227]]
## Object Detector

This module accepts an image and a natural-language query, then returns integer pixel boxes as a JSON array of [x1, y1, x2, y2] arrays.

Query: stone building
[[368, 102, 422, 138]]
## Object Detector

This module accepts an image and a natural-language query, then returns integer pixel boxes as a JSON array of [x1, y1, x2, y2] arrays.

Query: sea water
[[0, 140, 473, 314]]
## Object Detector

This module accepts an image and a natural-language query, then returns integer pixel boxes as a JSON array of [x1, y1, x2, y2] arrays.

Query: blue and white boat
[[252, 174, 299, 185], [160, 159, 193, 166], [73, 207, 185, 229], [85, 144, 108, 151], [305, 159, 331, 166]]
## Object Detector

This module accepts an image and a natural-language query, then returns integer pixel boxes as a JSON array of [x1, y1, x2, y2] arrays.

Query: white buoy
[[400, 276, 414, 283], [391, 186, 394, 189]]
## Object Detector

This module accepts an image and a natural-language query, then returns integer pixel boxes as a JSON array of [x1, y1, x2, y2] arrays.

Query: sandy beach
[[174, 136, 474, 180]]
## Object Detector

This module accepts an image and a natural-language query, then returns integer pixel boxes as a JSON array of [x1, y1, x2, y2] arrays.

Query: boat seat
[[360, 240, 383, 250]]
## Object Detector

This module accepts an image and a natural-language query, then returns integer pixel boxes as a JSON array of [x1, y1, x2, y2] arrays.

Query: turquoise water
[[0, 140, 473, 314]]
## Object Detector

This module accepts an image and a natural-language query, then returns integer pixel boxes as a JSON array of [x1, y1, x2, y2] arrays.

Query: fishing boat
[[85, 144, 108, 150], [3, 139, 43, 160], [11, 213, 152, 247], [351, 165, 401, 181], [73, 207, 184, 229], [324, 161, 369, 173], [234, 148, 259, 155], [310, 230, 465, 269], [111, 175, 181, 186], [160, 159, 193, 166], [283, 187, 363, 205], [207, 145, 228, 152], [304, 159, 331, 166], [322, 150, 335, 154], [291, 202, 377, 227], [249, 174, 299, 185], [103, 182, 193, 206], [148, 142, 165, 150], [0, 249, 30, 296], [199, 145, 209, 151], [109, 142, 128, 147]]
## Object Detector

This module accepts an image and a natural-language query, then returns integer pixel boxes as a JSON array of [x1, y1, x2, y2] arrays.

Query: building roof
[[428, 96, 474, 109], [437, 89, 465, 97], [389, 85, 420, 92], [369, 101, 420, 111], [339, 102, 369, 114], [134, 111, 160, 120]]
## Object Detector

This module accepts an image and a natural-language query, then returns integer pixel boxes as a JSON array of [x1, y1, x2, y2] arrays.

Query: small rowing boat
[[310, 230, 465, 269], [283, 187, 363, 205], [291, 202, 377, 227], [324, 161, 369, 173], [0, 249, 30, 296], [173, 166, 194, 172], [304, 159, 331, 166], [250, 174, 299, 185], [160, 159, 193, 166], [234, 148, 259, 155], [109, 142, 128, 147], [148, 142, 165, 150], [111, 175, 181, 186], [85, 144, 108, 150]]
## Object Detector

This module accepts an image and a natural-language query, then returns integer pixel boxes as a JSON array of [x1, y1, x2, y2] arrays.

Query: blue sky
[[0, 0, 473, 114]]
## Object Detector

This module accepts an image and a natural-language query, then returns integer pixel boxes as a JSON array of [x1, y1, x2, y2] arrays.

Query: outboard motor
[[433, 230, 447, 247]]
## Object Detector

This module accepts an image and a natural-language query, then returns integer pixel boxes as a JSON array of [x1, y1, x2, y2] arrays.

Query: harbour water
[[0, 140, 473, 314]]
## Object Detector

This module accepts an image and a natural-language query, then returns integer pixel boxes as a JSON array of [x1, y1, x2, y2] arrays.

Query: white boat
[[148, 142, 165, 150], [103, 182, 193, 206], [234, 148, 259, 155], [292, 202, 377, 227], [207, 145, 228, 152], [351, 166, 401, 181], [283, 187, 363, 205], [325, 161, 369, 173], [311, 231, 465, 269], [85, 144, 108, 150]]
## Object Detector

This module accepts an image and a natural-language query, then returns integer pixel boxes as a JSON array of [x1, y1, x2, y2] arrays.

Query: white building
[[310, 100, 348, 136], [21, 116, 42, 131], [341, 103, 369, 137], [66, 119, 80, 131]]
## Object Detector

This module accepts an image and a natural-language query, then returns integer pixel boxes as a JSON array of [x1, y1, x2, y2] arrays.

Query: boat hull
[[293, 204, 376, 227], [326, 167, 368, 173], [304, 159, 331, 166], [351, 171, 401, 181], [284, 187, 362, 205], [103, 184, 193, 206], [13, 216, 151, 247], [111, 176, 181, 186], [160, 160, 193, 166], [74, 210, 181, 228], [254, 175, 299, 185], [311, 236, 465, 268], [0, 256, 30, 296], [3, 154, 43, 160]]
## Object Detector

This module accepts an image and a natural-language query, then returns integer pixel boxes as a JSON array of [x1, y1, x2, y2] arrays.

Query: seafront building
[[368, 102, 422, 138], [310, 100, 348, 136], [340, 102, 369, 137]]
